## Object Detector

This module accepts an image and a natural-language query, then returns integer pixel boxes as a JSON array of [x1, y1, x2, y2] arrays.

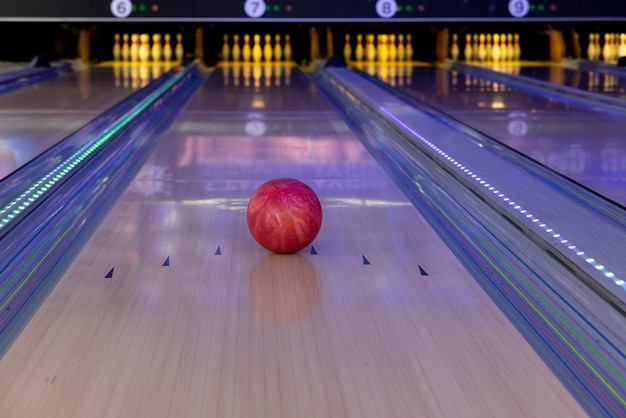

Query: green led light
[[405, 4, 413, 12], [529, 4, 536, 11], [397, 5, 404, 12], [139, 4, 147, 12], [273, 4, 280, 12], [538, 3, 544, 11]]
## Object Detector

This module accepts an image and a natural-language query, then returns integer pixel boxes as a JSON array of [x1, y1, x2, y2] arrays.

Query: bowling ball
[[247, 178, 322, 254]]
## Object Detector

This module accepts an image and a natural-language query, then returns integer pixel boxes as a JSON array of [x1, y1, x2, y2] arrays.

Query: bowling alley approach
[[0, 1, 625, 417]]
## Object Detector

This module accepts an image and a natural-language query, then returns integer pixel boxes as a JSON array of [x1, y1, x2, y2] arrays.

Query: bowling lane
[[501, 64, 626, 99], [375, 65, 626, 207], [0, 64, 586, 417], [0, 65, 146, 181]]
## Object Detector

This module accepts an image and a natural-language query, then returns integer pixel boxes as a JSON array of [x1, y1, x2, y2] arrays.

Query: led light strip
[[0, 70, 185, 232], [379, 106, 624, 291]]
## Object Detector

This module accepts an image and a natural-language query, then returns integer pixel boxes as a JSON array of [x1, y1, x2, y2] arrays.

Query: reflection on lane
[[367, 64, 626, 207]]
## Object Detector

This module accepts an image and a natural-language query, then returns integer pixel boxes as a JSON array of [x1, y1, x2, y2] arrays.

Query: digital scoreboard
[[0, 0, 624, 21]]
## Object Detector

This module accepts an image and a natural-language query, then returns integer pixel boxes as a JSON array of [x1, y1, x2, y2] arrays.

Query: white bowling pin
[[343, 34, 352, 62], [138, 34, 150, 62], [587, 33, 596, 60], [242, 34, 251, 62], [485, 33, 492, 61], [232, 34, 241, 61], [274, 34, 282, 61], [397, 34, 405, 61], [121, 33, 130, 61], [477, 34, 486, 62], [253, 34, 263, 62], [113, 33, 121, 61], [492, 33, 501, 62], [464, 34, 473, 61], [472, 34, 479, 61], [175, 34, 184, 62], [365, 34, 376, 62], [151, 34, 162, 62], [222, 34, 230, 61], [500, 33, 508, 61], [389, 34, 397, 61], [355, 34, 364, 61], [450, 33, 460, 61], [513, 33, 521, 61], [619, 33, 626, 58], [163, 34, 173, 62], [405, 34, 413, 61], [263, 34, 272, 61], [602, 33, 611, 62], [130, 33, 139, 62], [284, 34, 292, 62], [506, 33, 515, 61]]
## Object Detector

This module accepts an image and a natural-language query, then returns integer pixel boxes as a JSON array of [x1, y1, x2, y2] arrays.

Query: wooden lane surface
[[0, 74, 587, 417]]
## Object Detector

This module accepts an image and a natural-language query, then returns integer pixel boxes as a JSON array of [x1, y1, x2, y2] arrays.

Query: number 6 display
[[110, 0, 132, 18]]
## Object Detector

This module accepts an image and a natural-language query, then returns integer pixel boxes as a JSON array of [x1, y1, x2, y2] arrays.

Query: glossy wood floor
[[0, 65, 587, 417]]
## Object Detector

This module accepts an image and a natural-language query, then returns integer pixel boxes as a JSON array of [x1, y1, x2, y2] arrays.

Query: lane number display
[[110, 0, 132, 18], [244, 0, 266, 18], [375, 0, 397, 18], [508, 0, 529, 18]]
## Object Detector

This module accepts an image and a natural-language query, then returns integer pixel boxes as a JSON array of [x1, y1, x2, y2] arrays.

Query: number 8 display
[[375, 0, 397, 18]]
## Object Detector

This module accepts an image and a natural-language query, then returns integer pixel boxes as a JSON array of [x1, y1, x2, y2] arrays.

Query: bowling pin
[[472, 34, 479, 61], [263, 34, 272, 61], [405, 34, 413, 61], [130, 33, 139, 62], [284, 34, 292, 62], [397, 34, 405, 61], [485, 33, 492, 62], [121, 33, 130, 61], [477, 34, 486, 62], [151, 33, 162, 62], [242, 34, 252, 62], [138, 34, 150, 62], [222, 34, 230, 61], [389, 34, 397, 61], [253, 34, 263, 62], [602, 33, 611, 62], [355, 34, 364, 61], [274, 34, 282, 61], [619, 33, 626, 58], [594, 33, 602, 60], [113, 33, 121, 61], [365, 34, 376, 62], [513, 33, 521, 61], [492, 33, 501, 62], [450, 33, 460, 61], [464, 34, 473, 61], [343, 34, 352, 62], [506, 33, 514, 61], [232, 34, 241, 61], [175, 34, 184, 62], [587, 33, 596, 60], [163, 34, 172, 62], [500, 33, 508, 61]]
